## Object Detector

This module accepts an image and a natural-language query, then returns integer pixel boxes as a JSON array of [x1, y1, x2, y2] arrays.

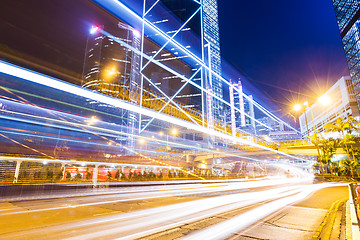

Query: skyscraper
[[82, 22, 141, 151], [332, 0, 360, 111], [82, 22, 140, 105], [202, 0, 223, 125]]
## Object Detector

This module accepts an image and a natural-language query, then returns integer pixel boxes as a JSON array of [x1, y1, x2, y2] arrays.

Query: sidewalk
[[234, 185, 351, 240]]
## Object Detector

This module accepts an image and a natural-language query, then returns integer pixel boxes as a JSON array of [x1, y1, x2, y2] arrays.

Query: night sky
[[0, 0, 350, 118], [218, 0, 349, 114]]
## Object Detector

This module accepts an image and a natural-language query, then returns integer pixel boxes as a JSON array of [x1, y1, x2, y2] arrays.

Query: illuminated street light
[[90, 25, 100, 34], [171, 128, 177, 135], [318, 95, 331, 106], [105, 67, 117, 77], [293, 104, 301, 112], [293, 103, 310, 142]]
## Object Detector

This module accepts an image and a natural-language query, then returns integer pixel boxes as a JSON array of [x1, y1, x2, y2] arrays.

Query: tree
[[324, 117, 355, 162], [107, 171, 112, 180], [330, 161, 340, 176], [128, 171, 133, 180], [133, 172, 138, 181], [55, 170, 63, 180], [340, 158, 353, 177], [143, 171, 148, 180], [65, 171, 71, 180], [120, 171, 126, 181], [115, 170, 120, 180], [85, 169, 91, 180], [317, 137, 339, 174], [46, 168, 54, 180], [74, 170, 82, 180]]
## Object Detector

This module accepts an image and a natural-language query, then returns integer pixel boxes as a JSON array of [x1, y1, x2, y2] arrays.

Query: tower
[[82, 22, 141, 152], [332, 0, 360, 111]]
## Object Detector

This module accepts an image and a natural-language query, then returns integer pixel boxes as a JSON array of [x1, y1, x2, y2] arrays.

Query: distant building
[[159, 0, 224, 125], [227, 82, 257, 136], [299, 76, 359, 137], [82, 22, 141, 152], [332, 0, 360, 111], [82, 22, 140, 103], [256, 116, 284, 136]]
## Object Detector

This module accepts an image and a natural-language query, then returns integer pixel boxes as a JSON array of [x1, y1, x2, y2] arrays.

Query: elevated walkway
[[278, 144, 346, 156]]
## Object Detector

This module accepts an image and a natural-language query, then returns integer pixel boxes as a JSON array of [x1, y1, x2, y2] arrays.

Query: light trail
[[182, 183, 342, 240], [0, 179, 320, 239], [0, 177, 301, 216], [92, 0, 299, 133], [1, 182, 320, 240], [0, 60, 308, 162], [0, 90, 294, 164]]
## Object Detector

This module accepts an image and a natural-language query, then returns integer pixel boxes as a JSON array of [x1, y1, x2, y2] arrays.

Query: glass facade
[[332, 0, 360, 110], [203, 0, 224, 125], [333, 0, 360, 34], [342, 20, 360, 110]]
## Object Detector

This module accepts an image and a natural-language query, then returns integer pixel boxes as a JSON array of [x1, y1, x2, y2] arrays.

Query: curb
[[348, 184, 360, 239], [312, 199, 344, 239]]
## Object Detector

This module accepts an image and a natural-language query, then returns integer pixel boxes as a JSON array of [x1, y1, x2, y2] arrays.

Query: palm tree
[[317, 137, 339, 175], [330, 161, 340, 176], [324, 117, 355, 163], [340, 158, 353, 177]]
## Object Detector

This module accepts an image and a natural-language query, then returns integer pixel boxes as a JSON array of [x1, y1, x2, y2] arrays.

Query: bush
[[107, 171, 112, 180], [115, 170, 120, 180], [86, 170, 91, 180], [74, 172, 82, 180], [65, 171, 71, 180]]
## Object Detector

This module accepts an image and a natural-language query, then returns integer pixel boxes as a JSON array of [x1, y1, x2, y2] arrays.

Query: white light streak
[[0, 60, 306, 161]]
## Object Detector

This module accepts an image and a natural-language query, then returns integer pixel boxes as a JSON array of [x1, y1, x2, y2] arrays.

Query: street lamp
[[162, 128, 177, 151], [294, 95, 331, 154], [293, 103, 310, 142]]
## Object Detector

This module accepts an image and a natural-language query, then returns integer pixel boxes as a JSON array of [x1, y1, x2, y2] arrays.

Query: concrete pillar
[[13, 161, 22, 184], [93, 165, 99, 187]]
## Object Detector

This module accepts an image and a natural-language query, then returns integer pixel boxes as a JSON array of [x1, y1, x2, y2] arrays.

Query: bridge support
[[61, 163, 66, 180], [93, 165, 99, 187], [13, 160, 22, 184]]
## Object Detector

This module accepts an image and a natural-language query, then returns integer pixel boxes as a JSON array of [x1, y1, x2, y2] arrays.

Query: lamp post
[[294, 95, 331, 156], [304, 101, 321, 156], [160, 129, 177, 151], [293, 103, 310, 142]]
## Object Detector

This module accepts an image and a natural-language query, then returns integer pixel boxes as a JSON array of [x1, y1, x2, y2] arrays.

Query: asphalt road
[[0, 177, 347, 240]]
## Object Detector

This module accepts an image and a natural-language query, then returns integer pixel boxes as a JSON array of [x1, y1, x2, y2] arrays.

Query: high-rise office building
[[332, 0, 360, 111], [82, 22, 141, 151], [202, 0, 223, 123], [145, 0, 223, 126], [84, 0, 223, 134], [82, 22, 140, 104]]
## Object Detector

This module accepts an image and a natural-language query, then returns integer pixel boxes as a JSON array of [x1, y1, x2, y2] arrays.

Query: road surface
[[0, 177, 346, 240]]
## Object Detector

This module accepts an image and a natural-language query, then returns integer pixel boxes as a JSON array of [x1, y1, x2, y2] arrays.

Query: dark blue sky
[[218, 0, 349, 113], [0, 0, 350, 118]]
